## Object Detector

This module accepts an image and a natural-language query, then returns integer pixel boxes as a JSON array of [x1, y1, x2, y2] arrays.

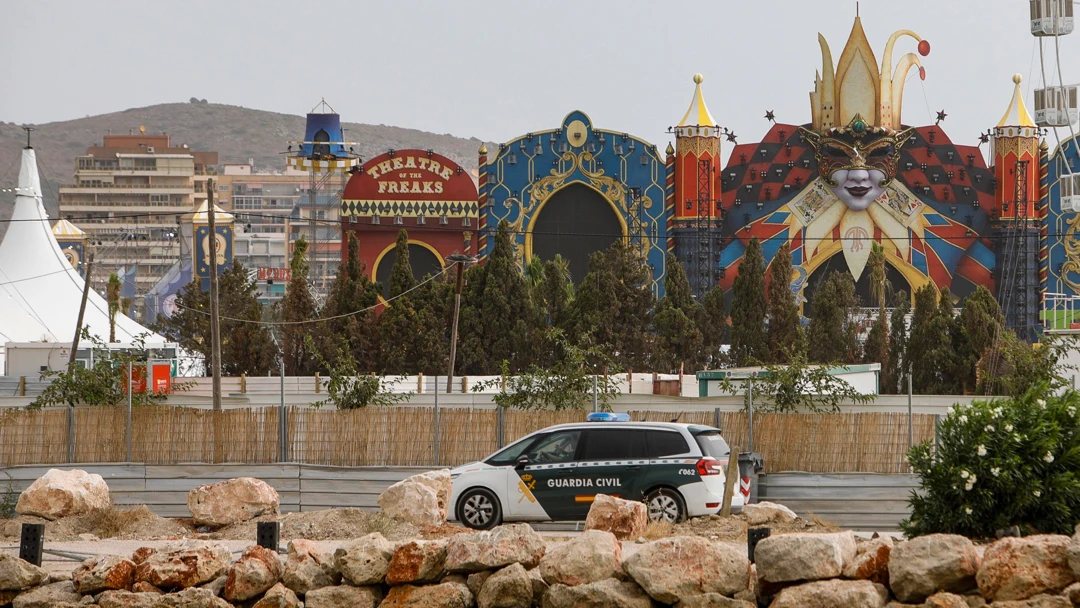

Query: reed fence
[[0, 406, 934, 473]]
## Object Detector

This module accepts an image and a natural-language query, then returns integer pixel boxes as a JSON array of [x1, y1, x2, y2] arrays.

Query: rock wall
[[0, 524, 1076, 607]]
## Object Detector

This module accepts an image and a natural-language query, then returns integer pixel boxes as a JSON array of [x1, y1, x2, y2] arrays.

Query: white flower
[[1037, 399, 1046, 408], [1005, 423, 1014, 432], [965, 480, 975, 491], [965, 507, 973, 515], [977, 445, 988, 456], [960, 470, 970, 479], [985, 425, 995, 432], [992, 407, 1003, 417], [991, 467, 1001, 477], [1044, 452, 1055, 463], [1014, 433, 1022, 442], [959, 415, 968, 423], [1034, 489, 1042, 497], [1068, 406, 1076, 416]]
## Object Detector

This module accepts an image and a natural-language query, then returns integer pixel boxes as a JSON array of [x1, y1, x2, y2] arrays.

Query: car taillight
[[696, 457, 723, 476]]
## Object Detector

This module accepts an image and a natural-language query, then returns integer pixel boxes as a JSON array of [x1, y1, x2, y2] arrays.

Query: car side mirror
[[515, 455, 529, 469]]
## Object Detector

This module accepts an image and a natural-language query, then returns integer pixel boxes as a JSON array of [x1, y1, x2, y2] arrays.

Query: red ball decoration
[[919, 66, 927, 81], [918, 39, 931, 56]]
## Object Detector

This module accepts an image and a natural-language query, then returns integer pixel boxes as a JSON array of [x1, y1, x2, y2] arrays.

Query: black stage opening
[[802, 254, 912, 317], [531, 183, 624, 284], [375, 243, 443, 297]]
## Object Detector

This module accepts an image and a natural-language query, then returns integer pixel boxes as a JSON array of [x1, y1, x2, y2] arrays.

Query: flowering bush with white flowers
[[901, 385, 1080, 537]]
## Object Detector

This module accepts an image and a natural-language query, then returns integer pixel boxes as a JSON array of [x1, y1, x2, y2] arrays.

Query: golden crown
[[810, 17, 931, 131]]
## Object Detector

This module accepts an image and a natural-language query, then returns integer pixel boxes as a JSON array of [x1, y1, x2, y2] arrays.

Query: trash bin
[[737, 452, 765, 504]]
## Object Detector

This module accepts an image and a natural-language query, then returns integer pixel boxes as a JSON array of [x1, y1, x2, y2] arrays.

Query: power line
[[171, 261, 456, 326]]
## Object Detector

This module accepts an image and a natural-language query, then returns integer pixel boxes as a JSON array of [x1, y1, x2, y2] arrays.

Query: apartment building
[[58, 134, 217, 319]]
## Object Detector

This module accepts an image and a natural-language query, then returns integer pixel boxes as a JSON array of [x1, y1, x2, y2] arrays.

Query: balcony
[[1042, 292, 1080, 333]]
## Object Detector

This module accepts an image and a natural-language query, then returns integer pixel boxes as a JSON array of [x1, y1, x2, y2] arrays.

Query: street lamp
[[446, 252, 478, 393]]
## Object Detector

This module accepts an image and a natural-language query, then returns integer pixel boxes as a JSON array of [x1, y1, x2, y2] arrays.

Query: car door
[[642, 428, 696, 493], [575, 428, 650, 514], [508, 429, 583, 521]]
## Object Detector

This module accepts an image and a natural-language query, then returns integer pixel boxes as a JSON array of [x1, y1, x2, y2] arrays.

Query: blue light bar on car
[[586, 412, 631, 422]]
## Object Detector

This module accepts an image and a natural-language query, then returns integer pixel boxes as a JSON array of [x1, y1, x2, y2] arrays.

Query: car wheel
[[456, 487, 502, 530], [645, 488, 686, 524]]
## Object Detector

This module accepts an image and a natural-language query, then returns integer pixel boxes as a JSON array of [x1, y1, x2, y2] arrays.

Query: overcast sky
[[2, 0, 1078, 155]]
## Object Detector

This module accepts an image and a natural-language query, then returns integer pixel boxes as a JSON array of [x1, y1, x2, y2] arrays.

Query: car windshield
[[693, 430, 730, 458], [486, 435, 539, 465]]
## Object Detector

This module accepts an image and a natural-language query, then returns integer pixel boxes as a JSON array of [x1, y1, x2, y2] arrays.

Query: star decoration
[[936, 110, 948, 124], [764, 110, 776, 122], [726, 132, 738, 143], [978, 132, 990, 144]]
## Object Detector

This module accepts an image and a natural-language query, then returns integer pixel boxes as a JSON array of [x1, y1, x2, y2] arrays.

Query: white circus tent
[[0, 146, 163, 372]]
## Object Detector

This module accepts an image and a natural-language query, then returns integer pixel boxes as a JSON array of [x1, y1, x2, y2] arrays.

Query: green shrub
[[901, 386, 1080, 537]]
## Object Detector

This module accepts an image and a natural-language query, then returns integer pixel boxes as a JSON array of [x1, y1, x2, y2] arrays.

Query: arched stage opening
[[802, 254, 912, 317], [530, 183, 623, 284], [374, 243, 444, 298]]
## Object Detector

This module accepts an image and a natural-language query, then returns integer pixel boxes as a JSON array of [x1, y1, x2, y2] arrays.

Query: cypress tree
[[957, 286, 1004, 393], [478, 220, 534, 371], [806, 271, 860, 364], [320, 232, 381, 372], [653, 255, 704, 373], [699, 285, 728, 369], [765, 242, 802, 363], [378, 230, 421, 373], [281, 237, 318, 375], [729, 238, 768, 366], [454, 263, 489, 374], [881, 291, 910, 394], [862, 242, 890, 368], [909, 283, 962, 394]]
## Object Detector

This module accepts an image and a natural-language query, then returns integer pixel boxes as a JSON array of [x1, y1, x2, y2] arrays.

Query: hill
[[0, 102, 489, 241]]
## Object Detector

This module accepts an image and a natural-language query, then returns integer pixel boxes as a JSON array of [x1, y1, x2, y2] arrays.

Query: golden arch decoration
[[371, 238, 447, 305], [524, 180, 630, 265], [798, 242, 929, 308]]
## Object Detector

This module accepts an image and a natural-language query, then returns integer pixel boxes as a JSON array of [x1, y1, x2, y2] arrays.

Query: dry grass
[[641, 521, 673, 540]]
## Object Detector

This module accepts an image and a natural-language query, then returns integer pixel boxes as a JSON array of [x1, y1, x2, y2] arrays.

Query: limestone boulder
[[134, 540, 232, 589], [540, 529, 623, 586], [445, 523, 546, 573], [755, 532, 856, 584], [542, 578, 654, 608], [199, 575, 224, 597], [623, 536, 748, 603], [528, 566, 548, 604], [467, 571, 492, 597], [674, 594, 756, 607], [976, 534, 1075, 601], [380, 581, 473, 608], [186, 477, 279, 527], [923, 592, 970, 608], [251, 582, 301, 608], [15, 468, 110, 520], [386, 539, 449, 585], [986, 595, 1072, 607], [1063, 581, 1080, 605], [378, 469, 451, 527], [1068, 527, 1080, 579], [843, 536, 893, 586], [133, 581, 163, 594], [768, 579, 888, 608], [72, 554, 136, 594], [11, 581, 83, 608], [334, 532, 394, 586], [303, 584, 384, 608], [478, 563, 531, 608], [583, 494, 648, 540], [131, 547, 156, 565], [283, 538, 339, 595], [0, 554, 48, 591], [741, 501, 797, 525], [888, 534, 980, 603], [224, 544, 283, 601], [95, 590, 162, 608], [153, 587, 233, 608]]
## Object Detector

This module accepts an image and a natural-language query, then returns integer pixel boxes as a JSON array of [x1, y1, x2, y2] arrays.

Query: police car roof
[[542, 421, 718, 433]]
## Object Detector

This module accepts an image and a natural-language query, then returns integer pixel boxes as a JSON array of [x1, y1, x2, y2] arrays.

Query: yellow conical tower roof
[[678, 74, 718, 128], [51, 218, 86, 238], [190, 199, 234, 223], [997, 73, 1036, 128]]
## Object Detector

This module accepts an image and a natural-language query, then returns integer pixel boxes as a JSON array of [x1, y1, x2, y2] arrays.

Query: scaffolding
[[997, 158, 1039, 339]]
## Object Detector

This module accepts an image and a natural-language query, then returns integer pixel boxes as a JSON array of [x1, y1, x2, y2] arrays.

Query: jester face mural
[[801, 115, 916, 211]]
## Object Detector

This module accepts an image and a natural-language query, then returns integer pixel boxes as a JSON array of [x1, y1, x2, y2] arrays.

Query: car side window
[[646, 430, 690, 458], [526, 430, 581, 464], [581, 430, 648, 461]]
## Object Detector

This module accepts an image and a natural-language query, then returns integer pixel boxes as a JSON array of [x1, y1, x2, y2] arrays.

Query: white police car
[[448, 412, 743, 530]]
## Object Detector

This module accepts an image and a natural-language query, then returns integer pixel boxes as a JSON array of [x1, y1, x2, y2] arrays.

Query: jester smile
[[846, 186, 872, 198]]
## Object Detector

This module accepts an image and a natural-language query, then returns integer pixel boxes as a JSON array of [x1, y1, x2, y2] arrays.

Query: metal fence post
[[934, 414, 942, 455], [126, 363, 133, 462], [433, 383, 440, 466], [747, 376, 755, 454], [714, 407, 721, 430], [906, 373, 914, 451], [278, 357, 287, 463], [66, 406, 75, 463], [496, 407, 505, 449]]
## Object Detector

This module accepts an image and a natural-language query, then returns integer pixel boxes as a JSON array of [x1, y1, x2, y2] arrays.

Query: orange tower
[[993, 74, 1040, 220], [673, 74, 722, 220]]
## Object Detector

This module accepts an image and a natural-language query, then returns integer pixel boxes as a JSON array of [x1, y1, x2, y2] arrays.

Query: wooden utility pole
[[67, 256, 93, 375], [207, 180, 222, 412], [445, 254, 476, 393]]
